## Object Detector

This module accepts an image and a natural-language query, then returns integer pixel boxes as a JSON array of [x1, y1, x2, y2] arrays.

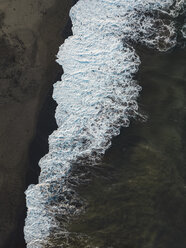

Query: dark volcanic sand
[[0, 1, 74, 247]]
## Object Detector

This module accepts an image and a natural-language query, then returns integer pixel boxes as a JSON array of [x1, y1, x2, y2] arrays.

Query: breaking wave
[[24, 0, 185, 247]]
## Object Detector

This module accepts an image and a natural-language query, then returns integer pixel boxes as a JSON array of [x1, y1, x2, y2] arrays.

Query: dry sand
[[0, 0, 74, 247]]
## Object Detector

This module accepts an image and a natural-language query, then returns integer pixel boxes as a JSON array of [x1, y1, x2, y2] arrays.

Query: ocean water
[[24, 0, 186, 247], [60, 46, 186, 248]]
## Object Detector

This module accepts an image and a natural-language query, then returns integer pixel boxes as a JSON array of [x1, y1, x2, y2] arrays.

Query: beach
[[1, 0, 186, 247], [0, 0, 74, 247]]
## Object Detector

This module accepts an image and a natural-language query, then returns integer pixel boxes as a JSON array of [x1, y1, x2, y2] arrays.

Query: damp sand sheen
[[24, 1, 186, 247]]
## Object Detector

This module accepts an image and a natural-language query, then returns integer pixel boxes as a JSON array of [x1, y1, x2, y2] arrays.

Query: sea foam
[[24, 0, 185, 247]]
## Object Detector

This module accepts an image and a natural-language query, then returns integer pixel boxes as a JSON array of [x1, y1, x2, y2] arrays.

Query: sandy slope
[[0, 0, 74, 247]]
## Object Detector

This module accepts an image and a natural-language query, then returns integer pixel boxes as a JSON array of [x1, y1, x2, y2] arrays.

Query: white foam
[[182, 23, 186, 38], [24, 0, 184, 247]]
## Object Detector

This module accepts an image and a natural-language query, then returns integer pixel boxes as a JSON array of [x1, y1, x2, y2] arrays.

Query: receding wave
[[24, 0, 185, 247]]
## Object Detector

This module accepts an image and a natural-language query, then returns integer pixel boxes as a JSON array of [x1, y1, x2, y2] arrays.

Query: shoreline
[[0, 1, 74, 247]]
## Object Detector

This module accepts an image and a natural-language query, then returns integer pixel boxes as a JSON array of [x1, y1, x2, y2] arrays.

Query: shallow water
[[24, 1, 186, 246], [61, 46, 186, 248]]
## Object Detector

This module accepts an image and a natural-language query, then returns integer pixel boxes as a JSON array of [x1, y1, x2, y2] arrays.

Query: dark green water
[[62, 46, 186, 248]]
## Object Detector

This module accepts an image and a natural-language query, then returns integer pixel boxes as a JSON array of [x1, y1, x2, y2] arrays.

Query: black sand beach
[[0, 1, 74, 247], [1, 1, 186, 248]]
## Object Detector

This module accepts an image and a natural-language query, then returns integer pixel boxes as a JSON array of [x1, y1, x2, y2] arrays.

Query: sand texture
[[0, 0, 74, 247]]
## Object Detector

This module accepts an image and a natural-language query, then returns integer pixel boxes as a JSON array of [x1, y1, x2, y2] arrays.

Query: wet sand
[[0, 0, 74, 247]]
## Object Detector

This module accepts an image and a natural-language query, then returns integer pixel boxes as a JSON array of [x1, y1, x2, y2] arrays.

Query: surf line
[[24, 1, 185, 247]]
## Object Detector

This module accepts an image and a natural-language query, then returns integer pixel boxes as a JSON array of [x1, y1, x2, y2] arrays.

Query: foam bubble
[[24, 0, 184, 247]]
